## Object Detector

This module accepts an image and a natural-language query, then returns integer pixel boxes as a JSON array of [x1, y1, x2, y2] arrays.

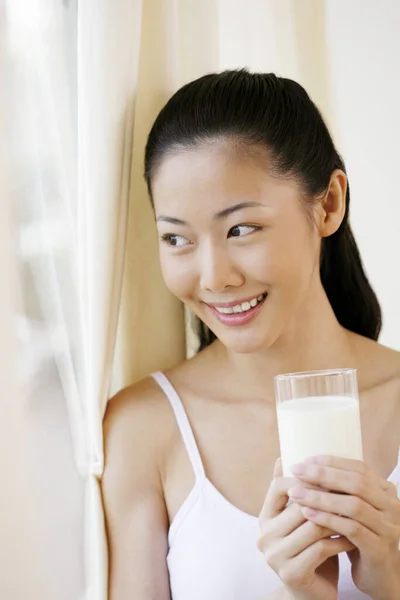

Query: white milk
[[276, 396, 363, 477]]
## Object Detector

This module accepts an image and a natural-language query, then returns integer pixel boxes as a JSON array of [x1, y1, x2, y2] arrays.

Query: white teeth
[[214, 293, 266, 315], [215, 306, 233, 314]]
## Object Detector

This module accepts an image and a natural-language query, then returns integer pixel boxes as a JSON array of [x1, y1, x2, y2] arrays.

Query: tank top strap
[[151, 371, 206, 481]]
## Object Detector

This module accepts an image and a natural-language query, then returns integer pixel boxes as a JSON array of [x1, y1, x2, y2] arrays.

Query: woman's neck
[[218, 284, 356, 401]]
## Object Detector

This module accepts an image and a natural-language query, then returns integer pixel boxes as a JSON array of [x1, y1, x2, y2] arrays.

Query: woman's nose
[[199, 244, 244, 293]]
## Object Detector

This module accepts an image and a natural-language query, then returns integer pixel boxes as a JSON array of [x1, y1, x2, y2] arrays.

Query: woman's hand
[[288, 456, 400, 600], [258, 459, 354, 600]]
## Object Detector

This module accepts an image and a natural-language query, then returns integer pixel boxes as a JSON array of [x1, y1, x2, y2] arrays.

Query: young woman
[[102, 70, 400, 600]]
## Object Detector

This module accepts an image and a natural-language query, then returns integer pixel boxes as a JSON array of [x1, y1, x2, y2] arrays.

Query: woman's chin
[[216, 328, 275, 355]]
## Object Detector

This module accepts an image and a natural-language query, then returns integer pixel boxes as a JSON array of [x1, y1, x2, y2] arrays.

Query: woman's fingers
[[281, 521, 337, 560], [258, 501, 306, 553], [259, 475, 299, 520], [261, 516, 337, 567], [258, 456, 356, 591], [303, 456, 390, 489], [288, 486, 388, 536], [300, 508, 382, 553], [292, 457, 388, 510], [281, 536, 355, 588], [259, 457, 328, 523]]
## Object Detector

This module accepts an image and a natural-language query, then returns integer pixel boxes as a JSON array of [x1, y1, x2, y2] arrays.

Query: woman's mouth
[[206, 293, 268, 326]]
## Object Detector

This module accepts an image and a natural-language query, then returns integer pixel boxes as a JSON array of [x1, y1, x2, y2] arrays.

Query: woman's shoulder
[[105, 375, 170, 423], [351, 333, 400, 389], [351, 336, 400, 476], [103, 374, 179, 475], [352, 335, 400, 443], [104, 343, 218, 437]]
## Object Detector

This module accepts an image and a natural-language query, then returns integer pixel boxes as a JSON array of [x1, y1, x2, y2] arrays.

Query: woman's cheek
[[160, 255, 196, 300]]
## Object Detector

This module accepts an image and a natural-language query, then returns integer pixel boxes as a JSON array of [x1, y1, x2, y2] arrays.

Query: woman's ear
[[319, 169, 347, 238]]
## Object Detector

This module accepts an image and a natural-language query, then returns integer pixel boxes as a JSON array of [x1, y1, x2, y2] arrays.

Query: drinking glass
[[274, 368, 363, 477]]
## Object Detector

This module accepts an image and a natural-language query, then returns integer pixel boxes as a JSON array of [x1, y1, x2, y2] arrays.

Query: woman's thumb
[[273, 457, 283, 478]]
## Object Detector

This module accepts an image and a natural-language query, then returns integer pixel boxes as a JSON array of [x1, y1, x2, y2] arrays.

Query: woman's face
[[152, 143, 322, 354]]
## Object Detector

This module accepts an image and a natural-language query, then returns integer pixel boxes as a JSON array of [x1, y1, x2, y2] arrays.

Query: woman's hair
[[144, 69, 381, 351]]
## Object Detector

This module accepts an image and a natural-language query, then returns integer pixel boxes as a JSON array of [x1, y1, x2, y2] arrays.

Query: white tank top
[[152, 371, 400, 600]]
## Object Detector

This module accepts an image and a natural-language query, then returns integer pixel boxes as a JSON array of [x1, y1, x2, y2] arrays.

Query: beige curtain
[[112, 0, 187, 391]]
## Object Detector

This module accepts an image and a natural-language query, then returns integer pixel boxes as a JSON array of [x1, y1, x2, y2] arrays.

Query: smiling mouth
[[206, 292, 268, 326], [212, 293, 267, 314]]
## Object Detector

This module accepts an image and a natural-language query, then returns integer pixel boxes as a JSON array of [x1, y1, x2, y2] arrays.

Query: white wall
[[325, 0, 400, 350]]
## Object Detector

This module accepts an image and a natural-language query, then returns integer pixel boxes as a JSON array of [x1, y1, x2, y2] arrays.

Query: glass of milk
[[275, 369, 363, 477]]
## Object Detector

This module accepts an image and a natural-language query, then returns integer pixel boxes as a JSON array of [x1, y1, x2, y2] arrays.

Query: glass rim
[[274, 368, 357, 382]]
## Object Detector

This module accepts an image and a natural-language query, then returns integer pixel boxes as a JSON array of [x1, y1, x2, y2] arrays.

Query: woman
[[102, 70, 400, 600]]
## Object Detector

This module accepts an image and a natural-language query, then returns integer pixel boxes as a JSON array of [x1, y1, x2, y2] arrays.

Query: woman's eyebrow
[[156, 200, 264, 226], [214, 201, 264, 220], [156, 215, 188, 225]]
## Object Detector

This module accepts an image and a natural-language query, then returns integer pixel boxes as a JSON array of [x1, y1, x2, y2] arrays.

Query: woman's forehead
[[152, 144, 301, 216]]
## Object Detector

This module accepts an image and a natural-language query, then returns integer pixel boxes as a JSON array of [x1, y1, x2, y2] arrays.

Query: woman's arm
[[102, 381, 172, 600]]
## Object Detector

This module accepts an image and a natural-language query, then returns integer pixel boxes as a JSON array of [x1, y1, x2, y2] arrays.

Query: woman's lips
[[206, 294, 267, 326]]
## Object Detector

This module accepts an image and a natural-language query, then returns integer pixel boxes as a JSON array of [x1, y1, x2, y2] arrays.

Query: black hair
[[144, 69, 381, 351]]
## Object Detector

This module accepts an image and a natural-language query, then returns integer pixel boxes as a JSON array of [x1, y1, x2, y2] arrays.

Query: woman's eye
[[161, 233, 191, 247], [228, 224, 259, 238]]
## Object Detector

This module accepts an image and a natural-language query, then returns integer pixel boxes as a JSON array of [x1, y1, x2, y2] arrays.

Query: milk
[[276, 396, 363, 477]]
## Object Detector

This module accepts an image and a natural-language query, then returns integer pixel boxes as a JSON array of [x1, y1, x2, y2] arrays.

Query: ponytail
[[320, 188, 381, 340]]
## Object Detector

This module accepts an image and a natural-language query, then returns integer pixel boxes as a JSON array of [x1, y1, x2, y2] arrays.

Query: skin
[[102, 142, 400, 600]]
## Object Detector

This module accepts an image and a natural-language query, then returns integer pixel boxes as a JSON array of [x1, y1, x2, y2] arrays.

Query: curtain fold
[[113, 0, 187, 391], [77, 1, 147, 597], [4, 3, 86, 599], [3, 1, 151, 598], [0, 111, 52, 600]]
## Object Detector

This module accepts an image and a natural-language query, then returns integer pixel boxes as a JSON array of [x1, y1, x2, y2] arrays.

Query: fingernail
[[304, 456, 322, 465], [302, 507, 318, 518], [288, 486, 305, 499], [291, 463, 306, 476]]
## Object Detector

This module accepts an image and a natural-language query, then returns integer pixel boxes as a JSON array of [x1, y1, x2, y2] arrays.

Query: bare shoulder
[[102, 348, 217, 483], [103, 375, 177, 477], [351, 335, 400, 477], [104, 375, 173, 437], [351, 333, 400, 391]]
